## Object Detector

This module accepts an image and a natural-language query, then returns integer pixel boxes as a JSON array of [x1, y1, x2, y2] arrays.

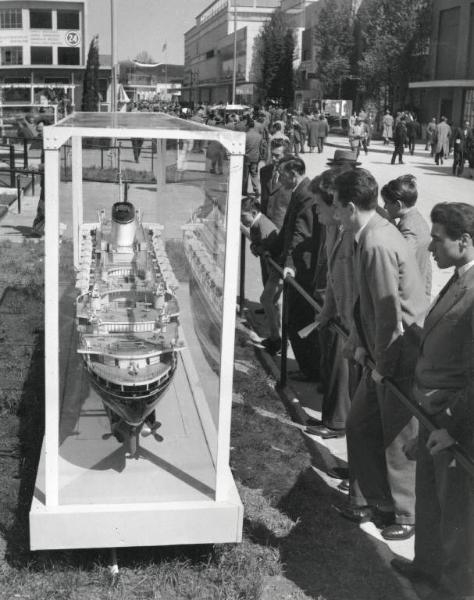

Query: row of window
[[0, 8, 79, 30], [1, 46, 80, 66]]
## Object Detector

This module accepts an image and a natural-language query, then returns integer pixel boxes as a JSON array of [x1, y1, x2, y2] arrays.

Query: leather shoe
[[334, 505, 373, 523], [391, 558, 440, 587], [338, 479, 350, 493], [305, 425, 345, 439], [382, 523, 415, 540], [261, 337, 281, 355]]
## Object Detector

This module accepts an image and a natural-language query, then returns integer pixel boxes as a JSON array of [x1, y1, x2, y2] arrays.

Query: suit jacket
[[414, 265, 474, 444], [451, 126, 472, 153], [397, 208, 432, 300], [271, 177, 323, 289], [353, 212, 427, 377], [320, 225, 355, 332], [260, 164, 292, 230]]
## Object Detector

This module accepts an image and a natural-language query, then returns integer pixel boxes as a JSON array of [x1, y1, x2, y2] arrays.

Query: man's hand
[[426, 429, 456, 455], [250, 243, 262, 257], [354, 346, 368, 366], [371, 369, 385, 384], [283, 266, 295, 279]]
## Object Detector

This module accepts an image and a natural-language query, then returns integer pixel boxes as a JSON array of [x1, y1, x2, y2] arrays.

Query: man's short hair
[[311, 165, 355, 205], [333, 168, 378, 210], [431, 202, 474, 240], [270, 138, 286, 151], [381, 174, 418, 208], [279, 156, 305, 176], [241, 196, 260, 213]]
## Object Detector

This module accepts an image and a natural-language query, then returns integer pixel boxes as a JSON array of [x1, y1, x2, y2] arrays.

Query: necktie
[[271, 169, 279, 186], [428, 270, 458, 314]]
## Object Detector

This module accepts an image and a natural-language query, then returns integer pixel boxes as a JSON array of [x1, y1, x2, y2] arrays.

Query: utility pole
[[231, 0, 237, 104], [110, 0, 117, 112]]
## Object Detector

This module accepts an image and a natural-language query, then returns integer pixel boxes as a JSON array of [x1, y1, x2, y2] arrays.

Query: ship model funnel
[[111, 201, 136, 249]]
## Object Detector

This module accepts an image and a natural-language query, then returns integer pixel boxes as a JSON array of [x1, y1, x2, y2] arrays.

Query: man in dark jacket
[[451, 120, 472, 176], [269, 157, 325, 380], [242, 119, 262, 197], [391, 117, 407, 164]]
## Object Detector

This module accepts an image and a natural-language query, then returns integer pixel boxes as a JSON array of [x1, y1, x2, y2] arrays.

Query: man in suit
[[332, 168, 427, 540], [381, 174, 432, 301], [392, 202, 474, 600], [270, 157, 325, 380], [241, 198, 282, 355], [451, 120, 472, 176]]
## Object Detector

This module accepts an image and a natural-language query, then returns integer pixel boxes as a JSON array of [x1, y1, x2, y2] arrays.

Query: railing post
[[101, 147, 104, 170], [280, 276, 290, 388], [124, 181, 129, 202], [117, 142, 121, 173], [16, 174, 21, 214], [239, 232, 246, 316], [31, 172, 35, 196], [9, 144, 15, 187], [23, 138, 28, 169]]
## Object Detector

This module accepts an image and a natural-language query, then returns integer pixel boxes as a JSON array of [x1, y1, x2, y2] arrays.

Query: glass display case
[[29, 112, 244, 550]]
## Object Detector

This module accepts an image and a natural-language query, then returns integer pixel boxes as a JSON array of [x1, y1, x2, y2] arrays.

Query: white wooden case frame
[[30, 112, 245, 550]]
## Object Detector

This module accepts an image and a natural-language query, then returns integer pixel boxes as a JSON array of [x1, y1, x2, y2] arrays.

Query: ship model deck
[[75, 200, 183, 450]]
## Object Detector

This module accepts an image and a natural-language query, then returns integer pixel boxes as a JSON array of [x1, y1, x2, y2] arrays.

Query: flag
[[162, 42, 167, 53]]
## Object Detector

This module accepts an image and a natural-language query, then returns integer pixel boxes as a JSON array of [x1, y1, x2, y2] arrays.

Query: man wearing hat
[[327, 149, 361, 168]]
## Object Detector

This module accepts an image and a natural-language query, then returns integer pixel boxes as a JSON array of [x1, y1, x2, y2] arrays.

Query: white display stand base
[[30, 305, 242, 550]]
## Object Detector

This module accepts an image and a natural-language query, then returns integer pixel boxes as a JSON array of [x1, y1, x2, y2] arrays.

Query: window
[[44, 77, 69, 84], [57, 10, 79, 30], [29, 10, 52, 29], [0, 8, 22, 29], [206, 49, 215, 59], [58, 47, 80, 65], [1, 46, 23, 65], [31, 46, 53, 65], [436, 7, 460, 80]]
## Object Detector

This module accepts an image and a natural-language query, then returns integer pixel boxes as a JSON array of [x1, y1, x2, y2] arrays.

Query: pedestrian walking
[[316, 114, 329, 153], [382, 110, 393, 145], [348, 118, 363, 159], [242, 119, 262, 198], [434, 116, 451, 165], [391, 117, 407, 164], [451, 120, 472, 176], [425, 117, 437, 154]]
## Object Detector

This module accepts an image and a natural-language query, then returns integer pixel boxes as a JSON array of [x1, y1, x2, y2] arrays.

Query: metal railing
[[239, 231, 474, 479]]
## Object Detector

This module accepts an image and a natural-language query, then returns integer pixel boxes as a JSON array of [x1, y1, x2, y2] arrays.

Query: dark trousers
[[318, 326, 353, 430], [346, 370, 418, 523], [413, 426, 474, 597], [407, 136, 416, 155], [132, 138, 144, 162], [242, 160, 259, 196], [287, 284, 321, 381], [452, 150, 465, 175], [391, 144, 404, 164]]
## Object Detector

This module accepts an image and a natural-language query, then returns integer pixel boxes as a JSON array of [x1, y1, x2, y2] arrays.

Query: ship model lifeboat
[[76, 200, 183, 458]]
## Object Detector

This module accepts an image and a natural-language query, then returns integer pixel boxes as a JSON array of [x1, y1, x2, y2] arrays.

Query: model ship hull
[[76, 200, 182, 457]]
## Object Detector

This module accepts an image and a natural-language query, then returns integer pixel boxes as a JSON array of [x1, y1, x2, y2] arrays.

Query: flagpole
[[110, 0, 117, 112], [232, 1, 237, 104]]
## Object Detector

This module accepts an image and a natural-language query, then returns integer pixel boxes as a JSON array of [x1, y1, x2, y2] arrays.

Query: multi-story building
[[408, 0, 474, 126], [0, 0, 90, 117], [119, 61, 184, 103], [182, 0, 281, 106]]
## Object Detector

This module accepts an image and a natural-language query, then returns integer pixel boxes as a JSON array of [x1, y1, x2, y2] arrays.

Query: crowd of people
[[240, 134, 474, 600]]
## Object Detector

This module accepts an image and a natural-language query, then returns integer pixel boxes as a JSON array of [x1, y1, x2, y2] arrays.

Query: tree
[[255, 10, 296, 107], [81, 34, 100, 111], [356, 0, 432, 110], [312, 0, 356, 99], [133, 50, 156, 64]]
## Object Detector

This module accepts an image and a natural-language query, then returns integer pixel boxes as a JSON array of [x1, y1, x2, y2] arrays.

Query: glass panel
[[31, 46, 53, 65], [57, 10, 79, 30], [29, 9, 52, 29], [0, 46, 22, 65], [57, 47, 80, 65], [56, 127, 231, 506], [0, 8, 22, 29]]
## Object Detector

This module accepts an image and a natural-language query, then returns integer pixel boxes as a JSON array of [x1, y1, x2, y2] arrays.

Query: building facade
[[0, 0, 89, 117], [409, 0, 474, 125], [182, 0, 282, 106], [118, 61, 184, 103]]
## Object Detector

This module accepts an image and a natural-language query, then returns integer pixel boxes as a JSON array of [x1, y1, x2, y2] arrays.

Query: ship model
[[75, 194, 183, 458], [182, 202, 225, 370]]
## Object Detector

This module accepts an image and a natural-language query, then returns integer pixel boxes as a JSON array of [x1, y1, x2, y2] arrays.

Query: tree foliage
[[133, 50, 156, 64], [312, 0, 355, 98], [81, 34, 100, 111], [356, 0, 432, 107], [255, 10, 295, 107]]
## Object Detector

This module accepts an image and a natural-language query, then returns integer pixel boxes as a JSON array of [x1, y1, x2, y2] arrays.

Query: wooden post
[[9, 144, 15, 187]]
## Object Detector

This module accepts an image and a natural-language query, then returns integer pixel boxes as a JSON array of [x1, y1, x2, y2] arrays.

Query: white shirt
[[354, 212, 376, 243], [457, 258, 474, 277]]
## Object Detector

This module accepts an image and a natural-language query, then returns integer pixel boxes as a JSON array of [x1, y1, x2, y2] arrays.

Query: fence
[[239, 230, 474, 480]]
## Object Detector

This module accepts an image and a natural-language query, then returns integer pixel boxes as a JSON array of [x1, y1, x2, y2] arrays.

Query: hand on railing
[[283, 266, 295, 279]]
